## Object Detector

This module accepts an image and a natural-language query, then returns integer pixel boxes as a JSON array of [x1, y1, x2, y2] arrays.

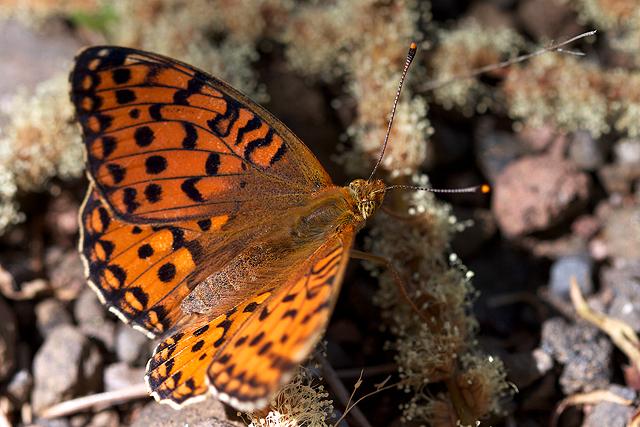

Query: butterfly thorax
[[346, 179, 385, 221]]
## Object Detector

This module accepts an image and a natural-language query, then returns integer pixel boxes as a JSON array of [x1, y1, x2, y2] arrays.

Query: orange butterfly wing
[[70, 46, 331, 223], [145, 231, 354, 410]]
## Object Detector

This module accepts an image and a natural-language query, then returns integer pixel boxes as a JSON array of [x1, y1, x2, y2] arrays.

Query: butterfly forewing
[[70, 46, 332, 223], [145, 231, 354, 411]]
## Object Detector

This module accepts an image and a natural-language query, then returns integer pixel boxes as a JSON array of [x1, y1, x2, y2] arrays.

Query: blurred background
[[0, 0, 639, 426]]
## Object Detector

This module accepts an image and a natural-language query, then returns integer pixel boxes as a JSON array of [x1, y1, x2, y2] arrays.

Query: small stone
[[571, 215, 601, 239], [582, 385, 635, 427], [614, 138, 640, 164], [568, 130, 606, 170], [44, 190, 80, 244], [130, 398, 241, 427], [32, 325, 103, 413], [517, 0, 582, 40], [86, 410, 120, 427], [6, 369, 33, 405], [598, 205, 640, 260], [45, 248, 85, 301], [493, 155, 590, 237], [603, 261, 640, 330], [116, 324, 149, 365], [35, 299, 71, 337], [549, 255, 593, 299], [541, 317, 611, 394], [0, 296, 16, 381], [104, 362, 145, 392], [74, 288, 116, 351]]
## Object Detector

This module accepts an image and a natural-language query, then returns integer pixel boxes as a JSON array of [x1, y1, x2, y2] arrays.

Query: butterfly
[[71, 44, 416, 412]]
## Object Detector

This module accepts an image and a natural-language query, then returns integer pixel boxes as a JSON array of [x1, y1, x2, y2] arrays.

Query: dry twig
[[40, 383, 149, 419], [420, 30, 597, 92], [551, 389, 633, 427]]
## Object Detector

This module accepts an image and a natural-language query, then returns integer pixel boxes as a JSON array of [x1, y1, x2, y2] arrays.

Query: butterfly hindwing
[[145, 231, 354, 411], [70, 46, 332, 224]]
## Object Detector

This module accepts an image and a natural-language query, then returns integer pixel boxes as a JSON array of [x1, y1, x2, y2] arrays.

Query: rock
[[74, 288, 116, 351], [6, 369, 33, 405], [603, 261, 640, 331], [104, 363, 146, 392], [598, 205, 640, 260], [582, 385, 635, 427], [571, 214, 601, 240], [45, 248, 85, 301], [35, 299, 71, 337], [31, 325, 103, 413], [549, 255, 593, 299], [130, 398, 242, 427], [0, 296, 17, 381], [32, 418, 71, 427], [116, 324, 149, 365], [516, 0, 582, 40], [86, 410, 120, 427], [598, 139, 640, 195], [493, 156, 590, 237], [44, 190, 79, 245], [568, 130, 606, 170], [540, 317, 611, 394], [614, 138, 640, 164]]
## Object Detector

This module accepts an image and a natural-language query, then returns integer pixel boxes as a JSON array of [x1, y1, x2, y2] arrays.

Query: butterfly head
[[348, 179, 385, 221]]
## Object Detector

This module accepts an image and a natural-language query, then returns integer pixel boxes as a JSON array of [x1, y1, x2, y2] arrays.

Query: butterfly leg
[[349, 250, 429, 323]]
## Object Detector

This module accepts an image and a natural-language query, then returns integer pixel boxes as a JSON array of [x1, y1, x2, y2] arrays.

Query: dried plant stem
[[318, 355, 373, 427], [420, 30, 597, 92], [333, 377, 402, 427], [40, 383, 149, 419], [350, 250, 429, 324], [551, 389, 633, 427], [445, 376, 475, 426], [570, 277, 640, 370]]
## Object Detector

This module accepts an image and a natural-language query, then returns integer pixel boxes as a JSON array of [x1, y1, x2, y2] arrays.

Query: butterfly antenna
[[374, 184, 491, 195], [367, 42, 418, 182]]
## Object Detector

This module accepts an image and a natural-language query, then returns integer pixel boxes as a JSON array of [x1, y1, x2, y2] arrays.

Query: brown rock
[[599, 205, 640, 260], [516, 0, 583, 40], [45, 248, 85, 301], [493, 156, 590, 237]]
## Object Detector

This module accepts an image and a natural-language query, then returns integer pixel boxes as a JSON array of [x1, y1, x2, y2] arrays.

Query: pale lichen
[[565, 0, 640, 58], [0, 73, 83, 234], [503, 54, 610, 137], [365, 175, 509, 425], [429, 20, 523, 115], [247, 368, 333, 427]]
